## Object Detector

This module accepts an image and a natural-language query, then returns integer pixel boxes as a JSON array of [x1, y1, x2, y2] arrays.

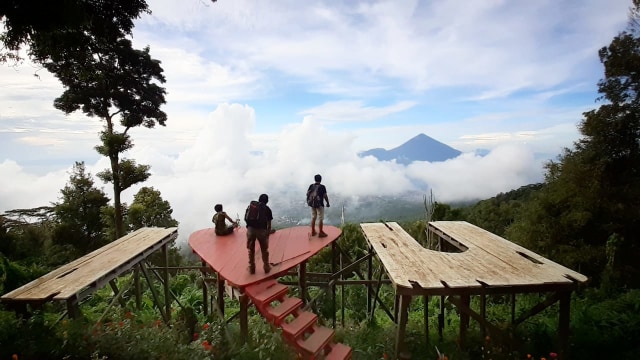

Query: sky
[[0, 0, 631, 245]]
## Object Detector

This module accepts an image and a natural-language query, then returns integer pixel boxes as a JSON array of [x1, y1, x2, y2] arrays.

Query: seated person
[[212, 204, 238, 236]]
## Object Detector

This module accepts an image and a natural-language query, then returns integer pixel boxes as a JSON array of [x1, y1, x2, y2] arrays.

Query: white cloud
[[299, 100, 417, 123], [1, 104, 545, 245], [406, 144, 544, 203]]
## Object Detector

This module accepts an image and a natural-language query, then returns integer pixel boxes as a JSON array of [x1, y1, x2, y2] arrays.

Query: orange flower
[[12, 355, 18, 360], [193, 332, 199, 341], [125, 311, 133, 319], [154, 320, 162, 327], [203, 323, 210, 330], [549, 353, 558, 359], [383, 353, 388, 360], [527, 355, 532, 359], [118, 321, 124, 328]]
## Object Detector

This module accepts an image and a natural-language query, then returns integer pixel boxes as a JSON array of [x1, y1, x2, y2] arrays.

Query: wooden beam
[[395, 294, 411, 358], [239, 293, 248, 343], [162, 244, 171, 320], [558, 290, 571, 360]]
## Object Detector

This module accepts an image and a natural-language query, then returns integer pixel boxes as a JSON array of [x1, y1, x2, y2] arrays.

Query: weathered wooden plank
[[1, 228, 177, 302], [361, 221, 587, 296], [1, 228, 149, 300], [429, 222, 587, 284]]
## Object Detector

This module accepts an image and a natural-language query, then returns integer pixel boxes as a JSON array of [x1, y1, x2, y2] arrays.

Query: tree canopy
[[0, 0, 149, 62], [52, 162, 109, 255], [505, 13, 640, 288]]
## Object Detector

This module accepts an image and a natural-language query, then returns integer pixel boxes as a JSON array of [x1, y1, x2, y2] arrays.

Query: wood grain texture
[[1, 227, 178, 302], [361, 221, 587, 295]]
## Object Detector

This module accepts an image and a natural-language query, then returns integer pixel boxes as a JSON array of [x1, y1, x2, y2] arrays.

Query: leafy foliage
[[52, 162, 110, 255], [503, 24, 640, 288], [128, 187, 179, 231], [0, 0, 149, 62]]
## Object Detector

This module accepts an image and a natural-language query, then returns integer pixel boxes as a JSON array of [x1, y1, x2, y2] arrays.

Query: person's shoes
[[311, 230, 317, 236], [264, 264, 271, 274], [248, 265, 255, 274], [318, 231, 328, 238]]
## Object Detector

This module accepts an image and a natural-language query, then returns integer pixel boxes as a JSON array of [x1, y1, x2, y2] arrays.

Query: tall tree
[[52, 162, 110, 254], [127, 187, 179, 230], [2, 1, 166, 239], [507, 2, 640, 287], [43, 35, 166, 239], [0, 0, 149, 62]]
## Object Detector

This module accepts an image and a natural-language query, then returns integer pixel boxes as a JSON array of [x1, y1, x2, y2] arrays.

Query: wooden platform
[[189, 225, 341, 288], [361, 221, 587, 295], [1, 227, 178, 305], [361, 221, 588, 359]]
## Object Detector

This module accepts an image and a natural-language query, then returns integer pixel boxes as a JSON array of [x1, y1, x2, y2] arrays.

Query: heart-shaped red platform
[[189, 225, 341, 288]]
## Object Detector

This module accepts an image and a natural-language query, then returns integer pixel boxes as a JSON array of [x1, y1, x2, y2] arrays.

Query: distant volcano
[[359, 133, 462, 164]]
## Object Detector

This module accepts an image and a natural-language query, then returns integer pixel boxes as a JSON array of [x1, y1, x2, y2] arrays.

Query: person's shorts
[[311, 206, 324, 221]]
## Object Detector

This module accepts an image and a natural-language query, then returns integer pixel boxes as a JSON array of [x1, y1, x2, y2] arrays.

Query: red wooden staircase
[[245, 279, 353, 360]]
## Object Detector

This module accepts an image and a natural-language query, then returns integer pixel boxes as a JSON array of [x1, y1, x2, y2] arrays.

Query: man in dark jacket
[[245, 193, 273, 274]]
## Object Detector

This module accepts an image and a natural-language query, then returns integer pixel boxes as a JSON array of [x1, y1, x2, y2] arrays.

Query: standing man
[[245, 193, 273, 274], [307, 174, 330, 237]]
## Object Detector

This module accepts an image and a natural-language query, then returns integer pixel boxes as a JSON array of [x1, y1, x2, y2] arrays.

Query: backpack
[[244, 200, 262, 226], [306, 184, 322, 207]]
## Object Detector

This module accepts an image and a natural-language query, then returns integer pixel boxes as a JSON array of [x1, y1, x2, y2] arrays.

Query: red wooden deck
[[189, 225, 341, 288]]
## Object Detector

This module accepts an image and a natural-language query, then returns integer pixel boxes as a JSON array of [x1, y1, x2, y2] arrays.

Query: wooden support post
[[369, 265, 384, 322], [511, 293, 516, 324], [201, 261, 208, 317], [558, 290, 571, 360], [395, 294, 411, 359], [367, 245, 373, 314], [423, 295, 429, 344], [140, 262, 168, 322], [480, 293, 487, 341], [109, 280, 127, 308], [298, 261, 307, 305], [162, 244, 171, 320], [66, 300, 81, 319], [459, 294, 470, 347], [394, 294, 400, 324], [438, 296, 445, 341], [217, 273, 225, 318], [134, 266, 141, 310], [340, 250, 345, 326], [332, 241, 336, 328], [239, 293, 248, 344]]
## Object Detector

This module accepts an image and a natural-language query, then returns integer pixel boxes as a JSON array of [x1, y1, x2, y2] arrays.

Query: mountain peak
[[359, 133, 461, 164]]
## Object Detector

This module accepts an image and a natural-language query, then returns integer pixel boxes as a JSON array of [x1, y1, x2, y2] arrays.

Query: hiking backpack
[[244, 200, 262, 226], [306, 184, 322, 207]]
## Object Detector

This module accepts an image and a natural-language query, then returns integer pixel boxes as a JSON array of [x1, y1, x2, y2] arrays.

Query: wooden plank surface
[[361, 221, 587, 294], [1, 227, 178, 302]]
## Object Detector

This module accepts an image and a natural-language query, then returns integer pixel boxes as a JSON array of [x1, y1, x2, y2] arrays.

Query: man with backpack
[[306, 174, 330, 237], [244, 193, 273, 274]]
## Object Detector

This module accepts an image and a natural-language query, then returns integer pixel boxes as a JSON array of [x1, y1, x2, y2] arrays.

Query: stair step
[[246, 281, 288, 309], [245, 279, 277, 298], [324, 343, 353, 360], [296, 326, 334, 358], [265, 296, 303, 325], [281, 311, 318, 340]]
